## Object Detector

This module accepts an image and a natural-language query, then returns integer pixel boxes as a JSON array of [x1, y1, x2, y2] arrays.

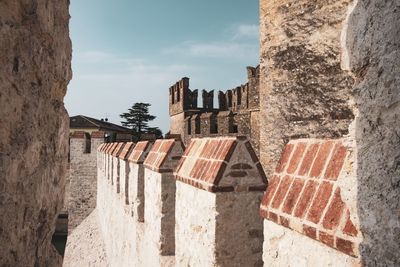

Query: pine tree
[[120, 103, 161, 141]]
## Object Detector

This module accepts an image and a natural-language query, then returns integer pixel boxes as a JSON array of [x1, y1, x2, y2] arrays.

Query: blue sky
[[65, 0, 259, 133]]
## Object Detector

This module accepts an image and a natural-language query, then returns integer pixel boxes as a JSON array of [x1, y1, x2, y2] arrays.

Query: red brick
[[342, 210, 358, 237], [70, 131, 85, 138], [280, 216, 290, 228], [182, 140, 193, 156], [199, 140, 211, 158], [336, 238, 356, 257], [307, 181, 333, 224], [309, 141, 334, 178], [293, 180, 318, 218], [322, 187, 345, 230], [319, 231, 334, 247], [303, 225, 317, 239], [261, 175, 281, 208], [210, 140, 223, 159], [287, 143, 307, 174], [298, 143, 320, 176], [268, 211, 278, 223], [271, 175, 294, 209], [275, 144, 294, 173], [324, 144, 347, 181], [282, 178, 305, 215]]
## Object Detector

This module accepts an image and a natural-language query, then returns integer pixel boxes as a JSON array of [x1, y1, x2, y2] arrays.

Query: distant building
[[70, 115, 132, 142], [169, 66, 260, 155]]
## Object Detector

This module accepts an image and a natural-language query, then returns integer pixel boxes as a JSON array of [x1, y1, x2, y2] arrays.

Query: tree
[[120, 103, 161, 141]]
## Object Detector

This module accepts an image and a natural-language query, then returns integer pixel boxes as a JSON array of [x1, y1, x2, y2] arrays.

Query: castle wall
[[67, 132, 104, 231], [259, 0, 355, 177], [344, 1, 400, 265], [259, 0, 400, 265], [0, 1, 71, 266], [263, 219, 358, 266]]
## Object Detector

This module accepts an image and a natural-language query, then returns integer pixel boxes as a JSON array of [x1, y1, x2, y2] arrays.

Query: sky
[[65, 0, 259, 133]]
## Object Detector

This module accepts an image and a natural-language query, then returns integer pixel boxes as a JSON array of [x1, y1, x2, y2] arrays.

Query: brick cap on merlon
[[143, 139, 185, 173], [127, 141, 152, 163], [174, 136, 267, 193], [118, 142, 135, 160], [260, 138, 361, 257], [70, 131, 105, 139]]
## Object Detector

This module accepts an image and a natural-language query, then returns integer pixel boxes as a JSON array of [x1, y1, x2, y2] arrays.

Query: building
[[70, 115, 132, 142], [169, 66, 260, 155]]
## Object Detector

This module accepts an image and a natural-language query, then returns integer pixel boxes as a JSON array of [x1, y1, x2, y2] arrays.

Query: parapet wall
[[96, 136, 266, 266]]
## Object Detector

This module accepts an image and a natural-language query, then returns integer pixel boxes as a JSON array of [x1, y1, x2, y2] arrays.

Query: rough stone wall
[[259, 0, 355, 176], [344, 1, 400, 265], [67, 133, 103, 230], [0, 1, 71, 266]]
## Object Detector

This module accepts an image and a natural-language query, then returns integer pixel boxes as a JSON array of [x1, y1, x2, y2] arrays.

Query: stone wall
[[0, 1, 71, 266], [95, 136, 266, 266], [259, 0, 400, 265], [259, 0, 355, 177], [344, 1, 400, 265], [67, 131, 104, 231], [169, 66, 260, 156]]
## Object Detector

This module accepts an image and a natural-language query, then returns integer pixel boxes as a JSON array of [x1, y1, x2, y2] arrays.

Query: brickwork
[[260, 139, 360, 257], [169, 66, 260, 156], [174, 136, 265, 266], [175, 136, 266, 192]]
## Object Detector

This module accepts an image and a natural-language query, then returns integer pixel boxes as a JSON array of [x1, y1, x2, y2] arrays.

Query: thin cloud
[[164, 41, 258, 60], [232, 24, 259, 40]]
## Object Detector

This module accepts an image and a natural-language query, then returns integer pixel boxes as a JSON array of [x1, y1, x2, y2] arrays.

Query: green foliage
[[120, 102, 162, 141]]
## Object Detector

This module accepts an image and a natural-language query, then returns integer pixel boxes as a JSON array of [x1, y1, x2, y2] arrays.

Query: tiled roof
[[260, 139, 360, 257], [174, 137, 267, 192], [70, 115, 130, 133]]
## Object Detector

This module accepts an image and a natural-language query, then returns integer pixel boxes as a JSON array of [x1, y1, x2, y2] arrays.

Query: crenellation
[[202, 89, 214, 110], [169, 66, 260, 156]]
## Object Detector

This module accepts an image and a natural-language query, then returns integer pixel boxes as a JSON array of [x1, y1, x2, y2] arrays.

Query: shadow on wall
[[346, 1, 400, 265]]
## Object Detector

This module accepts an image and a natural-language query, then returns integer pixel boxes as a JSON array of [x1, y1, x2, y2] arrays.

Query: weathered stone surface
[[344, 1, 400, 265], [67, 135, 103, 231], [0, 1, 71, 266], [259, 0, 355, 176]]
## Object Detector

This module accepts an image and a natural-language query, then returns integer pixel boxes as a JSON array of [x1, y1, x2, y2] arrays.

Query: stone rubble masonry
[[0, 1, 71, 265], [174, 136, 265, 266], [67, 131, 104, 231], [260, 139, 361, 259], [175, 136, 267, 193], [259, 0, 355, 178]]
